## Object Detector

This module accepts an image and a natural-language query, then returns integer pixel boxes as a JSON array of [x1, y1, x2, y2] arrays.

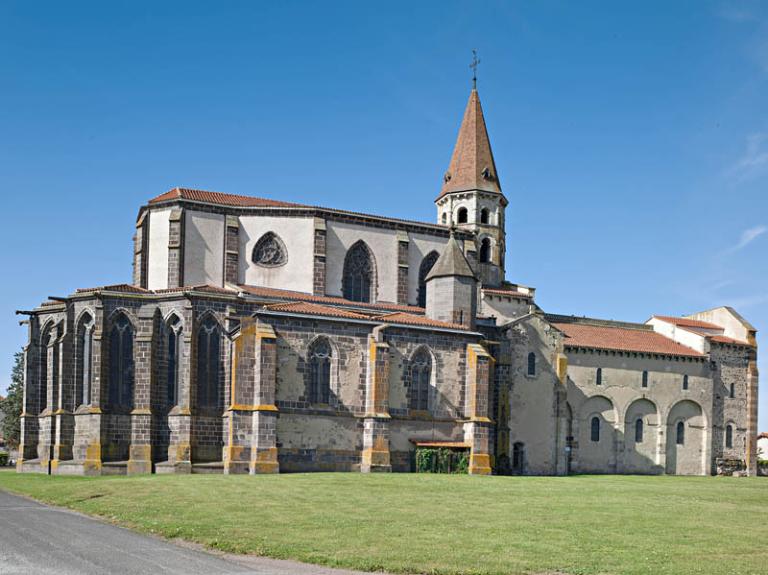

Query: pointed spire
[[439, 89, 502, 199], [426, 230, 477, 281]]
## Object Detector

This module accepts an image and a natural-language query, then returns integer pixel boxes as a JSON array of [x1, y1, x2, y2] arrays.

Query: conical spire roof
[[439, 89, 502, 199], [426, 232, 477, 281]]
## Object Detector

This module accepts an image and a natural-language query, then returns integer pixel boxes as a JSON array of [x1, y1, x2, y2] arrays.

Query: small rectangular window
[[682, 375, 689, 391], [596, 368, 602, 386], [641, 371, 648, 388]]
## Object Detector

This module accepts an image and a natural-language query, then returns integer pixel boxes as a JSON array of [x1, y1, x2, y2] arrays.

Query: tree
[[0, 351, 24, 449]]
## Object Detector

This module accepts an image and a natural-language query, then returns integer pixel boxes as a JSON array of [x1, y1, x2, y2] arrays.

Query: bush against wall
[[0, 351, 23, 449], [415, 447, 469, 474]]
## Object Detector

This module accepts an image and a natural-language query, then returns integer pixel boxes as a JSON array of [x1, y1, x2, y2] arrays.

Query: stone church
[[16, 86, 759, 477]]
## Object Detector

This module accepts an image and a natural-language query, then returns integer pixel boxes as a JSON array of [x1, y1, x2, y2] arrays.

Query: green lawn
[[0, 470, 766, 575]]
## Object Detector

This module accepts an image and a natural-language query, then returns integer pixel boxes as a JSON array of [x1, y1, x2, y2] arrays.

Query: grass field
[[0, 470, 766, 575]]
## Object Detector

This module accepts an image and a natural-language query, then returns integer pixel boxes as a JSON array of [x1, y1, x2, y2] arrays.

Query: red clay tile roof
[[482, 287, 533, 299], [154, 285, 237, 295], [439, 89, 503, 199], [554, 322, 704, 357], [262, 301, 371, 320], [256, 293, 468, 330], [374, 312, 468, 331], [237, 285, 422, 313], [75, 284, 150, 294], [147, 188, 458, 232], [709, 335, 751, 346], [149, 188, 303, 208], [652, 315, 722, 330]]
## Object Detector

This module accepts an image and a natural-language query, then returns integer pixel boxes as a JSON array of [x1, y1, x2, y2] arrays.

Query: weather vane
[[470, 49, 480, 89]]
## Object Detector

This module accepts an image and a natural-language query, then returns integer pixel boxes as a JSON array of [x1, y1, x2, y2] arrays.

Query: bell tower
[[435, 86, 507, 287]]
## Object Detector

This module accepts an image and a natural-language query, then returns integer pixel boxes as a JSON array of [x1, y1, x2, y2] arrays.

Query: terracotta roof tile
[[439, 89, 503, 199], [148, 188, 454, 232], [149, 188, 304, 208], [238, 284, 421, 313], [555, 322, 704, 357], [709, 335, 751, 346], [75, 284, 150, 294], [154, 284, 237, 295], [652, 315, 722, 330], [262, 301, 371, 320], [482, 287, 533, 299], [374, 312, 468, 331]]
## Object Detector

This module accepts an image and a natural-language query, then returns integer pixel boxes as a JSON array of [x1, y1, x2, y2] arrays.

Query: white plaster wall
[[325, 221, 398, 302], [480, 294, 531, 323], [240, 216, 314, 292], [758, 437, 768, 459], [407, 233, 449, 305], [647, 318, 708, 353], [689, 307, 753, 342], [183, 211, 224, 287], [147, 208, 171, 290]]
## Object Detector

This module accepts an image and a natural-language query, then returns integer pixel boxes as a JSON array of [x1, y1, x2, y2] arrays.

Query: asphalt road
[[0, 489, 366, 575]]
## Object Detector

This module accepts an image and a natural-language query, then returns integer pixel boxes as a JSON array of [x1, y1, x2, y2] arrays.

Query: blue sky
[[1, 1, 766, 430]]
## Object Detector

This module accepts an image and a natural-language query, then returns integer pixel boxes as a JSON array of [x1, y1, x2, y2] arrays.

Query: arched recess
[[456, 206, 468, 224], [480, 208, 490, 224], [479, 237, 492, 263], [107, 311, 135, 410], [342, 240, 376, 303], [39, 320, 59, 414], [164, 312, 184, 409], [195, 313, 223, 411], [578, 395, 617, 473], [665, 399, 706, 475], [306, 335, 338, 405], [623, 398, 660, 474], [74, 310, 95, 408], [408, 346, 434, 412], [417, 251, 439, 308]]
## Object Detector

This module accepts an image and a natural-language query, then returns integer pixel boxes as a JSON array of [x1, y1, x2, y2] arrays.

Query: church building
[[16, 85, 759, 476]]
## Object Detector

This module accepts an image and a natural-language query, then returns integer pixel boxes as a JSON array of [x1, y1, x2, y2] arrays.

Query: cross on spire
[[470, 49, 480, 89]]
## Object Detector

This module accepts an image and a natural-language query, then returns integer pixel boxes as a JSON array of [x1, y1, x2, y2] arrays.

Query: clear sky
[[1, 1, 766, 430]]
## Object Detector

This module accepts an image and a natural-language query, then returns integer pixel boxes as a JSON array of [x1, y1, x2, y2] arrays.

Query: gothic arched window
[[196, 316, 222, 409], [676, 421, 685, 445], [441, 212, 447, 225], [596, 368, 602, 386], [409, 349, 431, 411], [682, 375, 689, 390], [75, 312, 94, 407], [457, 207, 468, 224], [527, 352, 536, 376], [39, 323, 56, 413], [342, 241, 374, 303], [308, 338, 332, 404], [108, 313, 134, 409], [725, 425, 733, 448], [479, 238, 491, 263], [252, 232, 287, 267], [590, 417, 600, 442], [642, 370, 648, 388], [480, 208, 489, 224], [166, 315, 182, 408], [635, 418, 644, 443], [417, 251, 439, 308]]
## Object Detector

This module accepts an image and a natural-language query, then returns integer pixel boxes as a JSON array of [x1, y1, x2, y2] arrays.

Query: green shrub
[[0, 452, 8, 467], [414, 447, 469, 474]]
